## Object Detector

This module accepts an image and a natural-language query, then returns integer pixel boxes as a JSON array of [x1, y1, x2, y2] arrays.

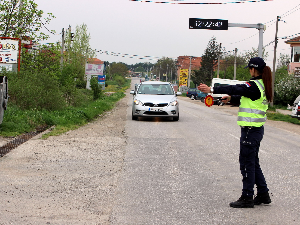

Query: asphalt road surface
[[110, 78, 300, 224], [1, 77, 300, 225]]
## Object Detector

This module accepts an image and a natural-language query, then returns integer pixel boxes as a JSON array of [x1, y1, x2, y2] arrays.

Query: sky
[[35, 0, 300, 67]]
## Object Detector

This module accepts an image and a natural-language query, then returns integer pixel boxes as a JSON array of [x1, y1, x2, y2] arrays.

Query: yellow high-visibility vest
[[237, 79, 268, 127]]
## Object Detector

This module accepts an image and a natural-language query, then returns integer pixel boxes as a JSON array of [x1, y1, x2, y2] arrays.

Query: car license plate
[[149, 107, 163, 111]]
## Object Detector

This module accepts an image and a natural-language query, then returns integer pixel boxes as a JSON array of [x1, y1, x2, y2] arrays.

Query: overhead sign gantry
[[189, 18, 266, 57]]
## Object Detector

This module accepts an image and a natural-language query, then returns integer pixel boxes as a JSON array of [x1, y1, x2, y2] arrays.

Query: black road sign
[[189, 18, 228, 30]]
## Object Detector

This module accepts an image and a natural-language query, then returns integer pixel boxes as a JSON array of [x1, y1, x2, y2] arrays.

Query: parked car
[[130, 81, 182, 121], [291, 95, 300, 118], [186, 88, 207, 101]]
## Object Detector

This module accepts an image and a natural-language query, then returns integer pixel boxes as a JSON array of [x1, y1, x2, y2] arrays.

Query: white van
[[211, 78, 246, 104], [291, 95, 300, 118]]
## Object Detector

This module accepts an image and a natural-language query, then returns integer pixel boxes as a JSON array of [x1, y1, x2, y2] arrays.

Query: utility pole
[[18, 0, 24, 29], [217, 43, 222, 78], [234, 48, 237, 80], [271, 16, 280, 107], [188, 56, 192, 88], [68, 25, 71, 63], [166, 64, 169, 82], [170, 66, 173, 83], [60, 28, 65, 67], [159, 64, 161, 81]]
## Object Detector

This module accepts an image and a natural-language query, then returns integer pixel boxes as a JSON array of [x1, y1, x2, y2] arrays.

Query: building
[[176, 56, 202, 87], [87, 58, 104, 65], [285, 36, 300, 77]]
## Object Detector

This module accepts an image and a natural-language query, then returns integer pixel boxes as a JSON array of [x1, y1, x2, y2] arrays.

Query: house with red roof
[[285, 36, 300, 76], [87, 58, 104, 65], [176, 56, 202, 86]]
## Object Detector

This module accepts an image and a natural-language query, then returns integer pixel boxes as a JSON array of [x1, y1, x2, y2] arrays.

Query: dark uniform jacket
[[213, 75, 263, 105]]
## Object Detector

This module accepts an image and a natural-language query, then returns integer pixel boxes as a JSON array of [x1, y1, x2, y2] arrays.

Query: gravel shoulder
[[0, 91, 130, 224]]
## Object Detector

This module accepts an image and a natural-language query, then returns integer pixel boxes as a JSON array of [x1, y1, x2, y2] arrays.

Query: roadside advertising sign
[[98, 75, 106, 90], [205, 95, 214, 107], [179, 69, 188, 86], [0, 38, 20, 72], [85, 64, 104, 76], [85, 64, 105, 90]]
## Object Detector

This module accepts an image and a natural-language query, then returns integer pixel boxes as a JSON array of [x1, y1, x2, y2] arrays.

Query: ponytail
[[259, 66, 273, 102]]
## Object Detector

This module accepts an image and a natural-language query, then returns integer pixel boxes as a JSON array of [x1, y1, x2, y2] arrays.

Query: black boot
[[229, 195, 254, 208], [254, 192, 271, 205]]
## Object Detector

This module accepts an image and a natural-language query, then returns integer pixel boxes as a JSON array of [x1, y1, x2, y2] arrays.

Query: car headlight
[[134, 100, 143, 106], [170, 100, 178, 106]]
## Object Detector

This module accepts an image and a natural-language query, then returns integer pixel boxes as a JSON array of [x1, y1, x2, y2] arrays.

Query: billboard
[[179, 69, 188, 86], [0, 38, 20, 72], [85, 63, 105, 90], [85, 64, 104, 76]]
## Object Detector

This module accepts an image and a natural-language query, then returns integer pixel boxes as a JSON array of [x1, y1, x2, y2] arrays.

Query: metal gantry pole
[[228, 23, 265, 58]]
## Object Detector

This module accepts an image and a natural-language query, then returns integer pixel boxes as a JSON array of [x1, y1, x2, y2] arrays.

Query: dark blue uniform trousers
[[240, 126, 269, 196]]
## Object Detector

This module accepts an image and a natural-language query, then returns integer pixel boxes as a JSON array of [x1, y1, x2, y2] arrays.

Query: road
[[0, 77, 300, 224], [110, 78, 300, 224]]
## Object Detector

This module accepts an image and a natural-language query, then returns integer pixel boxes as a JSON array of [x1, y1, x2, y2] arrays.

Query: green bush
[[274, 76, 300, 106], [90, 77, 103, 100], [7, 71, 66, 111]]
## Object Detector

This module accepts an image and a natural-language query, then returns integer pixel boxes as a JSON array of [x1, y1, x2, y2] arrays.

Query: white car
[[130, 81, 181, 121], [291, 95, 300, 118]]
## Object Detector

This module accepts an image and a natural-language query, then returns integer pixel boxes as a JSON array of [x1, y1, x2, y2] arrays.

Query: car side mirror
[[130, 90, 135, 95], [176, 92, 182, 96]]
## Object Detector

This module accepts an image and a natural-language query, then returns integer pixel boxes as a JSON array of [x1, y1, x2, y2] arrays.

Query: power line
[[230, 3, 300, 45], [130, 0, 272, 4]]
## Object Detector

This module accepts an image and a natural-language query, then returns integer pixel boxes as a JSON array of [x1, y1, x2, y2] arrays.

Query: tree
[[192, 36, 220, 85], [243, 47, 269, 62], [64, 23, 95, 83], [152, 57, 176, 82], [135, 66, 145, 73], [277, 53, 290, 69], [218, 54, 247, 80], [0, 0, 55, 40], [108, 62, 129, 80]]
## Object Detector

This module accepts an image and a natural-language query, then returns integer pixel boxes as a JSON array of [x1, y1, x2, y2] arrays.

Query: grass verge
[[0, 91, 126, 138], [266, 112, 300, 125]]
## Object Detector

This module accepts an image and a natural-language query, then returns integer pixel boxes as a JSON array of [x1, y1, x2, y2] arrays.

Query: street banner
[[179, 69, 188, 86]]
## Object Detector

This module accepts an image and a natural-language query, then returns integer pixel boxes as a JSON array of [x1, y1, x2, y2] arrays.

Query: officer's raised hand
[[198, 83, 211, 93]]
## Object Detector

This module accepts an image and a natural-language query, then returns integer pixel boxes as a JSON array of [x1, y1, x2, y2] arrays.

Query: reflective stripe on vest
[[238, 107, 266, 115], [237, 79, 268, 127]]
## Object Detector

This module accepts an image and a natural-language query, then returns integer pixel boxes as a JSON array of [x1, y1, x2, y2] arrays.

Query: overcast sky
[[35, 0, 300, 66]]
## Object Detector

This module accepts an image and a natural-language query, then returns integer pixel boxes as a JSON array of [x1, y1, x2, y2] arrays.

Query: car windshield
[[138, 84, 174, 95]]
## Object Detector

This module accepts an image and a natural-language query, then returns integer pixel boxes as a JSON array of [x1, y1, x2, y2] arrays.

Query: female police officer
[[198, 57, 272, 208]]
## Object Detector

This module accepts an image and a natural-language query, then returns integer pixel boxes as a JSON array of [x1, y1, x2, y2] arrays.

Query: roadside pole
[[217, 43, 222, 78], [60, 28, 65, 67], [188, 56, 192, 88], [234, 48, 237, 80], [271, 16, 280, 107], [228, 23, 265, 58]]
